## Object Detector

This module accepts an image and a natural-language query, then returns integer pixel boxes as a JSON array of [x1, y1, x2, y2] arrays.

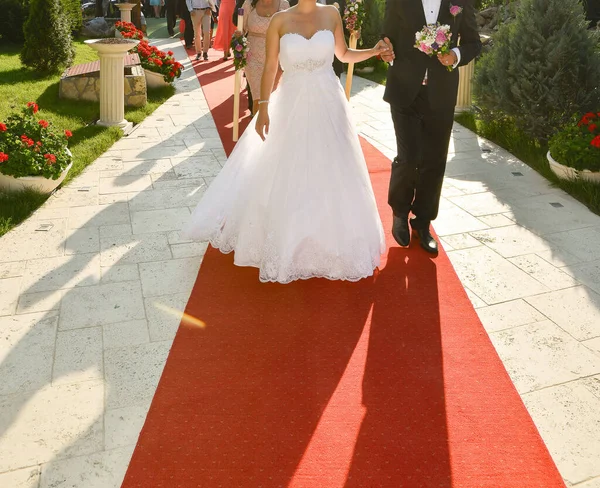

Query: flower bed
[[549, 112, 600, 173], [0, 102, 72, 181]]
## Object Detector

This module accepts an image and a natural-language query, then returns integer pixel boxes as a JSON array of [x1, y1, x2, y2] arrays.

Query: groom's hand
[[379, 37, 395, 62], [437, 51, 458, 68]]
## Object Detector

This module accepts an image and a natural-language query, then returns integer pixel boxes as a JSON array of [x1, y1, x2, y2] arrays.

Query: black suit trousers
[[388, 85, 454, 229]]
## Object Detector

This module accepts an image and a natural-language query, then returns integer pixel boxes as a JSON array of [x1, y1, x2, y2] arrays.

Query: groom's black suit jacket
[[382, 0, 481, 111]]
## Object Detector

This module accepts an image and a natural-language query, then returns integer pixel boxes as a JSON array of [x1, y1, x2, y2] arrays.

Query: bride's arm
[[332, 7, 392, 64], [255, 14, 283, 140]]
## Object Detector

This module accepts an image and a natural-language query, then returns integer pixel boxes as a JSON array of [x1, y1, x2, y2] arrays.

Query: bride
[[183, 0, 394, 283]]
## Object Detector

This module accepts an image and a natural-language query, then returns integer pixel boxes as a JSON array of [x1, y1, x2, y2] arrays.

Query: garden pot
[[0, 162, 73, 194], [547, 151, 600, 183], [144, 68, 171, 89]]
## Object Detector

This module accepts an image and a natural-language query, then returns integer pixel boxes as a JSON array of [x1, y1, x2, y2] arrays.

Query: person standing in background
[[187, 0, 217, 61], [240, 0, 290, 114], [232, 0, 253, 111], [179, 0, 195, 47], [214, 0, 236, 60], [166, 0, 177, 35]]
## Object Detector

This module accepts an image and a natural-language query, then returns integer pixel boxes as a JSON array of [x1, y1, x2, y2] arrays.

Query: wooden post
[[344, 32, 358, 100], [232, 10, 244, 142], [455, 59, 475, 112]]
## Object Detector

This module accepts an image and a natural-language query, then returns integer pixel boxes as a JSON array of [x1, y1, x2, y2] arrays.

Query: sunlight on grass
[[0, 41, 175, 237]]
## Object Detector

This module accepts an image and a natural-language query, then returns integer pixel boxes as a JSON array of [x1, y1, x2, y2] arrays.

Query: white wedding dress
[[184, 30, 386, 283]]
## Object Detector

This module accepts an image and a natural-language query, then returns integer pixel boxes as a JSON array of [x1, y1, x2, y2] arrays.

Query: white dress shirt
[[422, 0, 461, 68]]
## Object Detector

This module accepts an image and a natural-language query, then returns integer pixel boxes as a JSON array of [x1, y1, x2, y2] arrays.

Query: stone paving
[[0, 38, 599, 487]]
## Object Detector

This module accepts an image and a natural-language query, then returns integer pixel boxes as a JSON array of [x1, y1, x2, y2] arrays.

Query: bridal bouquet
[[415, 23, 453, 71], [230, 31, 249, 71]]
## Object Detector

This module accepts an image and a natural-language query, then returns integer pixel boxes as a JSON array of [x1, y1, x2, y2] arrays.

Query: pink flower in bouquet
[[436, 30, 448, 44], [449, 4, 462, 16], [235, 44, 243, 52]]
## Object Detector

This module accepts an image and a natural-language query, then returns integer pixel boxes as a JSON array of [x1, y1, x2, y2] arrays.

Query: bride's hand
[[255, 107, 270, 141], [373, 39, 394, 60]]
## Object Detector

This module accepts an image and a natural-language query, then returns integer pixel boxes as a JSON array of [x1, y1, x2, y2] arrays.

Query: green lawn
[[455, 112, 600, 217], [0, 40, 175, 237]]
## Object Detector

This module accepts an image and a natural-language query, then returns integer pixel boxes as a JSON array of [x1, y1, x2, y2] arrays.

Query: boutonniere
[[449, 4, 463, 17]]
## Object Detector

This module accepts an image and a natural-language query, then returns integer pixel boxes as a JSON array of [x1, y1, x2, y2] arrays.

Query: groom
[[380, 0, 481, 254]]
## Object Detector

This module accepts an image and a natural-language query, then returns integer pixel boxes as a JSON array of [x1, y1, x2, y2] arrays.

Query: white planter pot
[[144, 68, 171, 89], [547, 151, 600, 184], [0, 162, 73, 194]]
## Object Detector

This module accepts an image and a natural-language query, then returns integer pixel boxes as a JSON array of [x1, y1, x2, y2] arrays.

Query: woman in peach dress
[[214, 0, 237, 60], [241, 0, 289, 114]]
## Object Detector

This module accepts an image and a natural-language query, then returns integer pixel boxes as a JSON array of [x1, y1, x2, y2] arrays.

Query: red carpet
[[121, 48, 566, 487]]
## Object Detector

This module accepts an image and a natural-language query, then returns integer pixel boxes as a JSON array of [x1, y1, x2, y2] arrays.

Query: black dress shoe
[[391, 215, 410, 247], [203, 52, 209, 61], [413, 227, 439, 255]]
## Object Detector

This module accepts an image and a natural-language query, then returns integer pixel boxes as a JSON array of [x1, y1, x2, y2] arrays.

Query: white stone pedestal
[[85, 39, 139, 132], [455, 60, 475, 113], [117, 3, 136, 23]]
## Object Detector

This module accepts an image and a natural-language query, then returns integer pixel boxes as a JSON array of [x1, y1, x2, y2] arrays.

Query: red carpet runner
[[121, 50, 566, 487]]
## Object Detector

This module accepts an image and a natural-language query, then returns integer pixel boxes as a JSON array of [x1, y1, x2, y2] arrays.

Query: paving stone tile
[[100, 233, 171, 267], [0, 380, 104, 472], [53, 327, 103, 385], [59, 281, 145, 330], [39, 445, 134, 488], [131, 207, 190, 234], [523, 377, 600, 485], [489, 320, 600, 394], [104, 341, 171, 409], [476, 299, 547, 333], [103, 319, 150, 350], [447, 246, 549, 304], [526, 286, 600, 341], [0, 312, 57, 396]]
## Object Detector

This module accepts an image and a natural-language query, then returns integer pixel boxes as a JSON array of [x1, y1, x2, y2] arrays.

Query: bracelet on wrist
[[258, 100, 269, 105]]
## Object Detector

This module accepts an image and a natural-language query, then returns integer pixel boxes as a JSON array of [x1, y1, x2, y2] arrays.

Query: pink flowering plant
[[343, 0, 366, 34], [230, 31, 249, 71], [0, 103, 73, 180], [415, 23, 454, 71]]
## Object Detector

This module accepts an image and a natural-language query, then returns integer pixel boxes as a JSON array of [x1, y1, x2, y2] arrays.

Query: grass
[[455, 112, 600, 216], [0, 40, 175, 237], [356, 60, 388, 86]]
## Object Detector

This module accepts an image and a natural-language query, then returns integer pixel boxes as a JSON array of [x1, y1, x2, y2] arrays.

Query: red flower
[[38, 119, 49, 128], [591, 135, 600, 149], [589, 124, 598, 133], [0, 152, 8, 163], [65, 130, 73, 138], [167, 50, 174, 56], [44, 153, 57, 164], [26, 138, 34, 147], [36, 141, 42, 147], [27, 102, 39, 113], [21, 134, 28, 141], [0, 123, 6, 131]]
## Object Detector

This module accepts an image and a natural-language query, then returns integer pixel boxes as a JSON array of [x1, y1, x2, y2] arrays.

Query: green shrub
[[0, 0, 29, 44], [20, 0, 75, 73], [473, 0, 600, 142], [61, 0, 83, 33]]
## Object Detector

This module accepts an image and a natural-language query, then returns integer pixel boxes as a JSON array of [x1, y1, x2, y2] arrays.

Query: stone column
[[85, 39, 139, 132], [455, 60, 475, 113], [117, 3, 136, 23]]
